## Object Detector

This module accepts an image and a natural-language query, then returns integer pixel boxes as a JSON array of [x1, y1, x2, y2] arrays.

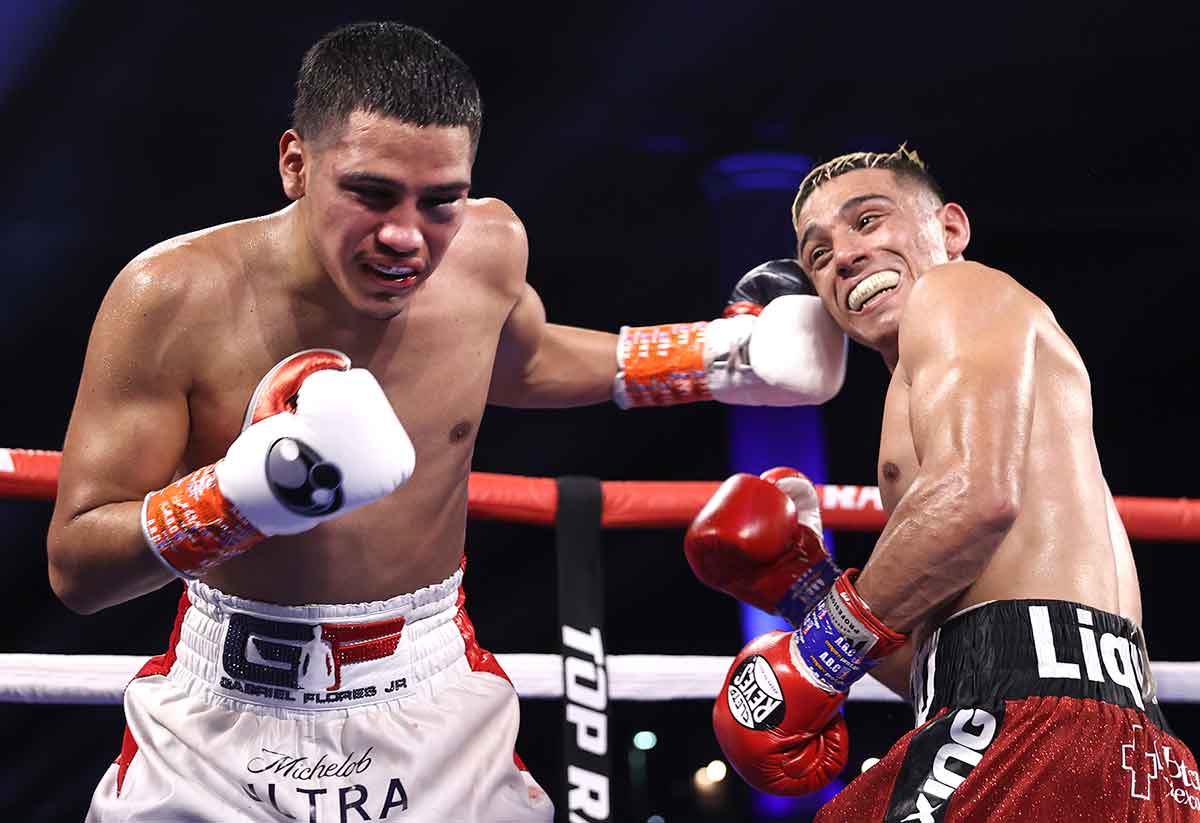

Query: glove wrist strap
[[776, 558, 844, 628], [793, 569, 906, 693], [142, 463, 264, 578]]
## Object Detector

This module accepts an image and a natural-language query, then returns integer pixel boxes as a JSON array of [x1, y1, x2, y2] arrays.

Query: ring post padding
[[556, 476, 610, 819]]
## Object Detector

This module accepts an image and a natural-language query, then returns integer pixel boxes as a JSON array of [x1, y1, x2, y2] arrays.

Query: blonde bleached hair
[[791, 144, 944, 227]]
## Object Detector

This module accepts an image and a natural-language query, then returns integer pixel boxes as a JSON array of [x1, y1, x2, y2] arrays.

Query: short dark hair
[[292, 22, 482, 149], [791, 144, 945, 226]]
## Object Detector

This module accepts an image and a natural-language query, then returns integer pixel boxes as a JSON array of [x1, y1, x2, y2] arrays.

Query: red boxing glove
[[684, 468, 841, 625], [714, 572, 906, 796], [712, 630, 849, 796]]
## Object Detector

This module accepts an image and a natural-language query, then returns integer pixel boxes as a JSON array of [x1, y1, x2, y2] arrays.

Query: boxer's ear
[[279, 130, 308, 201], [938, 202, 970, 260]]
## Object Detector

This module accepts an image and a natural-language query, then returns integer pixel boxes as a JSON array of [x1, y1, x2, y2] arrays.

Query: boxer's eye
[[348, 186, 392, 208], [420, 196, 459, 209]]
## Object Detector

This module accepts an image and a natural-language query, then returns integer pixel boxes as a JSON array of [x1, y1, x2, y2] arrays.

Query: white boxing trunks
[[86, 567, 554, 823]]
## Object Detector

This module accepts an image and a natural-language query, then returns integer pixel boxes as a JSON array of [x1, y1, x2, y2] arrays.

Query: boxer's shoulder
[[899, 261, 1048, 370], [451, 197, 528, 289], [463, 195, 520, 227], [910, 261, 1049, 323], [118, 220, 251, 310], [909, 262, 1009, 314], [99, 223, 252, 379]]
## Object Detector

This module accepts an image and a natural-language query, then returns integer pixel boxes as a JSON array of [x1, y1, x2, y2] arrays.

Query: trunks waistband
[[168, 568, 472, 713], [910, 599, 1166, 728]]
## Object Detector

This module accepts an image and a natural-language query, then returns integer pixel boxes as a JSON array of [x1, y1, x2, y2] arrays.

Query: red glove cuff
[[723, 301, 763, 318], [793, 569, 906, 693], [831, 570, 907, 657]]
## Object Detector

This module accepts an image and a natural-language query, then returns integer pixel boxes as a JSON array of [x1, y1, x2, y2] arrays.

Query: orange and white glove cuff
[[141, 463, 264, 578], [613, 322, 713, 408]]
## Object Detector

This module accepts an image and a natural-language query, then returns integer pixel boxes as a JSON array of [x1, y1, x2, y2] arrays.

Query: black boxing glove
[[725, 259, 817, 317]]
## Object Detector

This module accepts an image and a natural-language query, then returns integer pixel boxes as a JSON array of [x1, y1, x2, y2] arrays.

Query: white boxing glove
[[703, 294, 846, 406], [613, 296, 846, 409], [614, 258, 846, 409], [142, 349, 415, 576], [217, 367, 415, 535]]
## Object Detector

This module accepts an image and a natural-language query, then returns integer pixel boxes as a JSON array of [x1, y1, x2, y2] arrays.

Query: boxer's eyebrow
[[798, 194, 895, 253], [425, 182, 471, 196], [341, 172, 400, 189], [798, 222, 823, 258], [840, 193, 894, 213], [340, 172, 469, 195]]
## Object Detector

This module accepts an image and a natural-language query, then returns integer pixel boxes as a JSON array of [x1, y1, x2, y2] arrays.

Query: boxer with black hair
[[48, 21, 847, 823]]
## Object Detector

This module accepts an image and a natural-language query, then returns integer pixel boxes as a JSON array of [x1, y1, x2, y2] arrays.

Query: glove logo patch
[[727, 655, 786, 730], [265, 437, 344, 517]]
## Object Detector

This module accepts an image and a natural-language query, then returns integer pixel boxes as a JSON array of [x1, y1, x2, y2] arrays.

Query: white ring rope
[[2, 653, 1197, 704]]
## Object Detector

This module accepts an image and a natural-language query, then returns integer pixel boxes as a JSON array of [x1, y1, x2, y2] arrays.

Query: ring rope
[[4, 448, 1200, 539], [2, 653, 1197, 704], [3, 445, 1196, 706]]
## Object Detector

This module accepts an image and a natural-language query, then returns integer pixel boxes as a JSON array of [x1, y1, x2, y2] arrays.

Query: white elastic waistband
[[169, 569, 471, 713]]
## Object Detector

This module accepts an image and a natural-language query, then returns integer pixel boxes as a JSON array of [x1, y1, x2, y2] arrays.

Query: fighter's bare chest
[[183, 307, 503, 468], [878, 373, 918, 513]]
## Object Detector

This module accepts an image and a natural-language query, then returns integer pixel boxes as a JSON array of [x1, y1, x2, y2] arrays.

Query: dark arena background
[[1, 2, 1196, 821]]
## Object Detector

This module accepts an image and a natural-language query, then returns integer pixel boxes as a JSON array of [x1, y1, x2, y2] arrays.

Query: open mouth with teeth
[[364, 262, 420, 288], [848, 270, 901, 312]]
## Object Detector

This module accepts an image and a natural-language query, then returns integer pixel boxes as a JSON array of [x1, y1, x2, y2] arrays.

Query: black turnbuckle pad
[[265, 437, 344, 517]]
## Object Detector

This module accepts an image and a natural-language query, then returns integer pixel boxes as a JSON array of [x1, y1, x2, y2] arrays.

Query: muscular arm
[[488, 284, 618, 408], [856, 263, 1034, 632], [864, 639, 917, 699], [47, 257, 193, 614], [479, 200, 617, 408]]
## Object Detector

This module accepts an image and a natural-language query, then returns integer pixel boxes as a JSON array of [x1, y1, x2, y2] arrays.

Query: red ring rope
[[4, 448, 1198, 540]]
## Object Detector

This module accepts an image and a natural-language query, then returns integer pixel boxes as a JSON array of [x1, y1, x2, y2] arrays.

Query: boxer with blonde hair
[[687, 145, 1200, 821]]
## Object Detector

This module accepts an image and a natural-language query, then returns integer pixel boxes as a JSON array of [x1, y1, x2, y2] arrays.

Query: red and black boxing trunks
[[817, 599, 1200, 822]]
